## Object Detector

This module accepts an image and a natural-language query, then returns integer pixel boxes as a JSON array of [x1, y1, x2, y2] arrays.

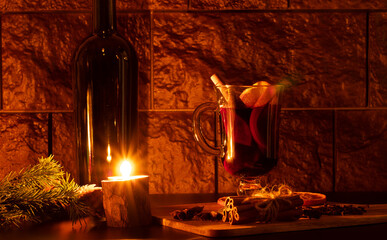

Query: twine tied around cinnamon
[[222, 195, 303, 225]]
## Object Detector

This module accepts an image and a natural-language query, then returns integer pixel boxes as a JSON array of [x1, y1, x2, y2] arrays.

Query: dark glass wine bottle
[[73, 0, 138, 185]]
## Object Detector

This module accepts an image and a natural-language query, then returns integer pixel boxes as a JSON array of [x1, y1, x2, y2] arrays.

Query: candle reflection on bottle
[[107, 144, 112, 176]]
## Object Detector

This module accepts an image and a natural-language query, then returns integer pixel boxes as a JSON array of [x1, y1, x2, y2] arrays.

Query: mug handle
[[192, 102, 221, 156]]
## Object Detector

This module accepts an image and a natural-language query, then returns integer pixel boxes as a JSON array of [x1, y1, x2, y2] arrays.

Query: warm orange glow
[[86, 89, 93, 183], [251, 184, 293, 199], [107, 144, 112, 162], [120, 160, 132, 178]]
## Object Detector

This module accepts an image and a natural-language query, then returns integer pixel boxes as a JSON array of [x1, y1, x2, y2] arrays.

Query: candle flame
[[120, 160, 132, 178], [107, 144, 112, 162]]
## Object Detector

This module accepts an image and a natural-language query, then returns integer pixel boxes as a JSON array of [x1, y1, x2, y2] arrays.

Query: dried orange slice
[[295, 192, 327, 206]]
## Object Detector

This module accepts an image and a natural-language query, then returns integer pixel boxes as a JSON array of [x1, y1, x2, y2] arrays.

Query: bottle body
[[74, 31, 138, 185]]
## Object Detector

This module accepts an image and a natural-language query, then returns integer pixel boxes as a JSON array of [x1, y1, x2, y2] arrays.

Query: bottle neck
[[93, 0, 116, 36]]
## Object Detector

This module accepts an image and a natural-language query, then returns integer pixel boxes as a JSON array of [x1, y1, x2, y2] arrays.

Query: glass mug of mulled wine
[[193, 82, 284, 195]]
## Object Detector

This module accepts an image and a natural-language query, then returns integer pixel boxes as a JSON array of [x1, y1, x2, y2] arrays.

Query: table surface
[[2, 193, 387, 240]]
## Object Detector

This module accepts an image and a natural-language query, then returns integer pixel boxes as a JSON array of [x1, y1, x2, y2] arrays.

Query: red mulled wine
[[220, 104, 278, 177]]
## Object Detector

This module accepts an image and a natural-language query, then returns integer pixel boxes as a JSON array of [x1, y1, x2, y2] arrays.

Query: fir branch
[[8, 156, 64, 188], [0, 156, 93, 230]]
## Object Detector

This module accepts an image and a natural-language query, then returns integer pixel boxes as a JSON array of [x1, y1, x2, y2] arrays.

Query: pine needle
[[0, 156, 92, 230]]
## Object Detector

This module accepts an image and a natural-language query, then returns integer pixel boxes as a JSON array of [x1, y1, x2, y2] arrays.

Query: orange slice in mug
[[239, 81, 276, 108]]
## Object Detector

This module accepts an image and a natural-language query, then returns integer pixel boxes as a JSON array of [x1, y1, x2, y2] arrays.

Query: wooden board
[[152, 202, 387, 238]]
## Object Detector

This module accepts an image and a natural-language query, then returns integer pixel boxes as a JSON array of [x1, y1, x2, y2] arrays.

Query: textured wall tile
[[52, 113, 77, 183], [117, 0, 187, 10], [0, 114, 48, 180], [290, 0, 387, 9], [261, 110, 334, 192], [117, 13, 151, 109], [336, 110, 387, 192], [369, 13, 387, 107], [138, 111, 215, 194], [0, 0, 90, 11], [2, 13, 91, 110], [2, 13, 149, 111], [153, 12, 366, 109], [0, 0, 187, 11], [191, 0, 287, 9]]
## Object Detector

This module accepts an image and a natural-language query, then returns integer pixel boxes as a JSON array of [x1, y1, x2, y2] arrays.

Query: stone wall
[[0, 0, 386, 194]]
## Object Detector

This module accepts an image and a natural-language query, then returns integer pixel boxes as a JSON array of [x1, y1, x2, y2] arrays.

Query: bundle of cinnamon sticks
[[222, 195, 304, 225]]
